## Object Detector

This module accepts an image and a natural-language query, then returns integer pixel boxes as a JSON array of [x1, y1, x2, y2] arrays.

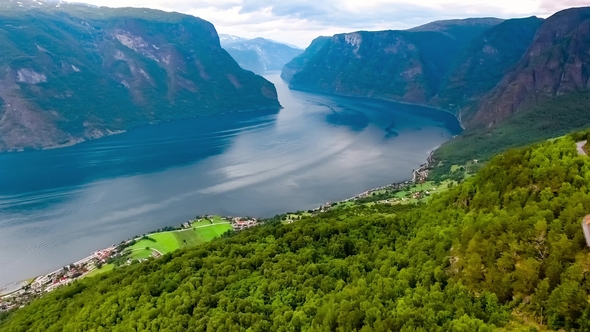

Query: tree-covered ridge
[[1, 133, 590, 331]]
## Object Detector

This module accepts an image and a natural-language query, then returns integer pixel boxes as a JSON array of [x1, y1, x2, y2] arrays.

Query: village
[[0, 215, 258, 312]]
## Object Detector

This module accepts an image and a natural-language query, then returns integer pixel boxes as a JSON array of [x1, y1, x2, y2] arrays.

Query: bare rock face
[[16, 69, 47, 84], [0, 1, 280, 152], [431, 17, 543, 123], [470, 7, 590, 128]]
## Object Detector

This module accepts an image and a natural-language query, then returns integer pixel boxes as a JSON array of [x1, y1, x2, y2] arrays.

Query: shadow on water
[[0, 108, 280, 198]]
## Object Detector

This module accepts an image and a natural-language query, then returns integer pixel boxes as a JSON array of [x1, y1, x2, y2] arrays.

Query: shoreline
[[1, 138, 439, 312], [2, 149, 436, 290], [1, 106, 281, 154], [287, 85, 465, 130]]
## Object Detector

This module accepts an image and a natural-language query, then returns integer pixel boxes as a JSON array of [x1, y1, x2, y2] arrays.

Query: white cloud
[[77, 0, 590, 48]]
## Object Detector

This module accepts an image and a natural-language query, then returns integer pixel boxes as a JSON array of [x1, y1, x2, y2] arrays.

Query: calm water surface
[[0, 73, 461, 285]]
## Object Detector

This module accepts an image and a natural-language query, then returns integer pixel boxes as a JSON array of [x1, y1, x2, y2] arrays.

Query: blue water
[[0, 73, 461, 285]]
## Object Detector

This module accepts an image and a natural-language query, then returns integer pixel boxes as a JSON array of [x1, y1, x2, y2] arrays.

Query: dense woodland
[[2, 132, 590, 331]]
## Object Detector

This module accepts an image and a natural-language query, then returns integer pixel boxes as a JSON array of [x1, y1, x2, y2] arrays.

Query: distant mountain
[[287, 18, 503, 104], [281, 36, 330, 82], [221, 37, 302, 74], [0, 1, 280, 152], [219, 34, 247, 44]]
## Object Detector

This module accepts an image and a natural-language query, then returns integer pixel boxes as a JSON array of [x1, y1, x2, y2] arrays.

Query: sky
[[79, 0, 590, 48]]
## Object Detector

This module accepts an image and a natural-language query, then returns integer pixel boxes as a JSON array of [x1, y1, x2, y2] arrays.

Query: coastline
[[287, 85, 465, 130], [1, 106, 281, 154], [1, 148, 437, 297]]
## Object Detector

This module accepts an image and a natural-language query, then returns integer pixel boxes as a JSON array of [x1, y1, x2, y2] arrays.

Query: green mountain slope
[[281, 36, 330, 82], [286, 19, 503, 104], [0, 1, 280, 152], [2, 131, 590, 331], [432, 17, 543, 120], [433, 90, 590, 175]]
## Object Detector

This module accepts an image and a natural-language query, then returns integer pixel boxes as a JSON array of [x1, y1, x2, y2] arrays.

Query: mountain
[[470, 7, 590, 127], [281, 36, 330, 82], [221, 37, 302, 74], [432, 7, 590, 171], [2, 130, 590, 331], [431, 17, 544, 121], [287, 18, 503, 104], [409, 17, 504, 35], [219, 34, 247, 44], [0, 1, 280, 152]]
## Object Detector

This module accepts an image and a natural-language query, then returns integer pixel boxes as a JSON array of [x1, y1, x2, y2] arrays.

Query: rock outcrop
[[470, 7, 590, 127], [432, 17, 544, 122]]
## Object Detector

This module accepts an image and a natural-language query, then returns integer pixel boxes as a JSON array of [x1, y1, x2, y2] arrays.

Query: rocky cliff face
[[470, 7, 590, 127], [0, 1, 280, 152], [281, 36, 330, 82], [221, 37, 302, 75], [287, 19, 503, 104], [432, 17, 544, 122]]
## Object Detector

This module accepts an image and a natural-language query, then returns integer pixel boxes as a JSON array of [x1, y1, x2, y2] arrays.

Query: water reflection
[[0, 73, 461, 285]]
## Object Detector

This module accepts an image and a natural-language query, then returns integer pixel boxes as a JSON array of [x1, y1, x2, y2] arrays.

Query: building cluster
[[232, 217, 258, 231], [0, 246, 118, 312]]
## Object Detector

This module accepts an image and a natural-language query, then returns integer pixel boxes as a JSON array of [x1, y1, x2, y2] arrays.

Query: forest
[[1, 131, 590, 331]]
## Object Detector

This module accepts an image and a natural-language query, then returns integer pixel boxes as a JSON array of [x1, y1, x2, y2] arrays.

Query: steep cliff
[[432, 17, 544, 121], [470, 7, 590, 127], [281, 36, 330, 82], [287, 19, 503, 104], [0, 1, 280, 152]]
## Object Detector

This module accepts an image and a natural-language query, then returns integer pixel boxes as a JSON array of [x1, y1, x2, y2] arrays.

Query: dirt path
[[577, 141, 587, 156]]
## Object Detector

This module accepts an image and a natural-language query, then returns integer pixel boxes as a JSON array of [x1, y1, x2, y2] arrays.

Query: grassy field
[[195, 224, 232, 242], [192, 216, 229, 228], [125, 223, 230, 258], [129, 232, 180, 255], [128, 249, 155, 260], [174, 229, 205, 247], [84, 264, 114, 278], [83, 217, 234, 280]]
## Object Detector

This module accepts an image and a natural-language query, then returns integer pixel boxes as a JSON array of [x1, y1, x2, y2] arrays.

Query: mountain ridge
[[470, 7, 590, 127], [287, 18, 504, 105], [0, 3, 280, 152]]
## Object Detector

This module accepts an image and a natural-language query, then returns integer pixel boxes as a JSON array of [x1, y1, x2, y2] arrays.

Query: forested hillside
[[1, 132, 590, 331]]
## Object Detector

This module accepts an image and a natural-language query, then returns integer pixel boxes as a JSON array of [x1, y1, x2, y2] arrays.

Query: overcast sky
[[81, 0, 590, 48]]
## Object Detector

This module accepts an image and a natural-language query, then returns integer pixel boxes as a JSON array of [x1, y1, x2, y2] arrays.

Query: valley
[[0, 73, 460, 288], [2, 1, 590, 331]]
